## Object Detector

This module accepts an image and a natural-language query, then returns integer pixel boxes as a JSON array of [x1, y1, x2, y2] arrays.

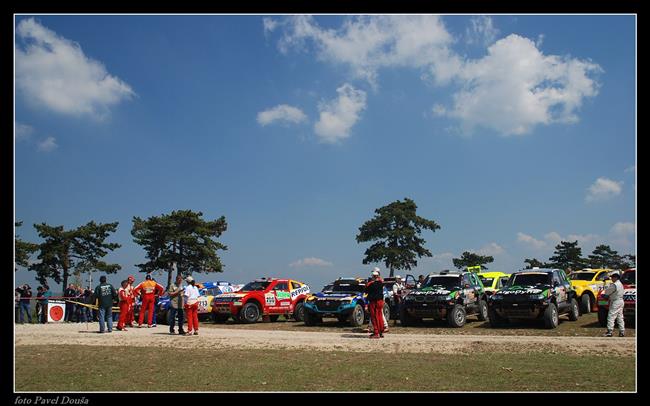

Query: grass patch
[[16, 345, 634, 392]]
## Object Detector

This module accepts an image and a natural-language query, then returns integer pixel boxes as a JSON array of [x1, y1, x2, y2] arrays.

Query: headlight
[[404, 295, 414, 301], [341, 299, 352, 304], [306, 296, 315, 302], [441, 295, 452, 301], [532, 294, 545, 300], [491, 295, 503, 300]]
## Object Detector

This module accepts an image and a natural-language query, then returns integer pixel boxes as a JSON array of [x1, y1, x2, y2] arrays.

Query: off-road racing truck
[[303, 277, 390, 327], [568, 268, 611, 314], [210, 277, 310, 323], [400, 270, 489, 328], [488, 268, 579, 329], [597, 268, 636, 327]]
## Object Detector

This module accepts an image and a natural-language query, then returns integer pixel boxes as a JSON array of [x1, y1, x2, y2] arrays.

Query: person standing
[[15, 288, 21, 323], [116, 280, 131, 331], [17, 284, 33, 324], [35, 286, 44, 322], [416, 275, 425, 288], [125, 275, 136, 327], [167, 274, 186, 335], [365, 268, 385, 339], [183, 276, 200, 335], [64, 284, 77, 322], [40, 285, 52, 323], [133, 274, 164, 328], [603, 272, 626, 337], [93, 276, 117, 333]]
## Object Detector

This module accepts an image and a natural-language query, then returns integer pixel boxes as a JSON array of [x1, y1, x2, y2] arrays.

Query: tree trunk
[[390, 266, 394, 277], [166, 265, 173, 289]]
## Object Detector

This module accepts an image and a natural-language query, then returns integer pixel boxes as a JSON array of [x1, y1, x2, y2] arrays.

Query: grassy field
[[201, 312, 635, 337], [15, 344, 634, 392]]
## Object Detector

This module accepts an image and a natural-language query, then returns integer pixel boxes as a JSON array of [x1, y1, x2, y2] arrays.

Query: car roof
[[512, 269, 556, 274], [477, 272, 509, 277]]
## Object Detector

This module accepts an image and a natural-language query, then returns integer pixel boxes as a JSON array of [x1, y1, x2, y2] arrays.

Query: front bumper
[[212, 302, 241, 316], [490, 300, 547, 319], [403, 302, 451, 319], [304, 301, 357, 317]]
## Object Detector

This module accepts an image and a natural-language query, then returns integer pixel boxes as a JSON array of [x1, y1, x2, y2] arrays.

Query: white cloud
[[257, 104, 308, 126], [517, 232, 547, 249], [314, 83, 366, 143], [432, 104, 447, 116], [15, 122, 34, 141], [263, 17, 279, 34], [586, 177, 623, 202], [289, 257, 333, 268], [37, 136, 57, 152], [544, 232, 563, 244], [625, 165, 636, 173], [465, 16, 499, 46], [271, 15, 457, 87], [611, 222, 635, 236], [478, 242, 505, 256], [439, 34, 602, 136], [15, 18, 135, 119], [544, 231, 599, 247]]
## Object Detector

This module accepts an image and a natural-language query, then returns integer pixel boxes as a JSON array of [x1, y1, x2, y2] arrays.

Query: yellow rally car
[[568, 269, 611, 314], [477, 272, 511, 296]]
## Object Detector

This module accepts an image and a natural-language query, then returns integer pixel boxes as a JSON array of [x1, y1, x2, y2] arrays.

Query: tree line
[[15, 199, 636, 290]]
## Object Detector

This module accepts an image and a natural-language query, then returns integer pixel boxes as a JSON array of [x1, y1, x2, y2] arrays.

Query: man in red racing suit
[[126, 275, 136, 327], [117, 280, 131, 331], [133, 274, 164, 327], [365, 268, 385, 339]]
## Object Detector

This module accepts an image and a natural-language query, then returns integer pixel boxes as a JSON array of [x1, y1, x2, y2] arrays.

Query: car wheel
[[488, 307, 507, 327], [239, 302, 260, 323], [598, 307, 608, 327], [448, 304, 466, 328], [568, 298, 580, 321], [580, 294, 592, 314], [348, 303, 365, 327], [303, 310, 320, 326], [543, 303, 559, 329], [212, 313, 229, 323], [477, 300, 488, 321], [382, 302, 391, 322], [293, 302, 305, 322]]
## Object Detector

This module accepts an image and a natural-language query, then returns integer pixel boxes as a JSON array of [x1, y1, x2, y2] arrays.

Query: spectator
[[35, 286, 44, 322], [40, 285, 52, 323], [15, 288, 21, 322], [83, 287, 95, 322], [417, 274, 425, 288], [93, 276, 117, 333], [125, 275, 136, 327], [151, 277, 162, 327], [364, 268, 385, 339], [167, 274, 186, 335], [64, 284, 77, 322], [183, 276, 200, 336], [17, 284, 33, 324], [603, 272, 626, 337], [133, 274, 164, 328]]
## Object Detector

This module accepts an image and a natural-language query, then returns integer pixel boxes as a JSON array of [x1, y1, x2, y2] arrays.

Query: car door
[[462, 274, 476, 305], [470, 273, 483, 302], [273, 281, 292, 313], [553, 270, 568, 308]]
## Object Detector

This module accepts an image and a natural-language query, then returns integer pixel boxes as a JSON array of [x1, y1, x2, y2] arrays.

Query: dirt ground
[[14, 322, 636, 356]]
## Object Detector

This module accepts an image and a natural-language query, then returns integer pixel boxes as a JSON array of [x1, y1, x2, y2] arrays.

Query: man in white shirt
[[183, 276, 200, 336], [602, 272, 625, 337]]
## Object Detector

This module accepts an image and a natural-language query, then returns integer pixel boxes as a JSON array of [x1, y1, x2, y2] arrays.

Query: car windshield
[[423, 276, 461, 289], [479, 277, 494, 287], [621, 271, 636, 284], [322, 285, 333, 292], [332, 283, 365, 293], [569, 272, 596, 281], [204, 288, 219, 296], [510, 273, 550, 287], [241, 281, 271, 291]]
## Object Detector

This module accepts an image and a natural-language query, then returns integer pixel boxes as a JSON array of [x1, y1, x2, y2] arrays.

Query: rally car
[[568, 268, 611, 314], [597, 268, 636, 327], [400, 270, 489, 328], [477, 271, 511, 296], [156, 280, 243, 324], [488, 268, 579, 329], [303, 277, 390, 327], [211, 277, 310, 323]]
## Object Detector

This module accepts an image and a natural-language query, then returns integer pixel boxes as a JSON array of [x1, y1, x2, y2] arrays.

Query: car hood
[[312, 292, 361, 300], [498, 285, 550, 295], [408, 286, 459, 296]]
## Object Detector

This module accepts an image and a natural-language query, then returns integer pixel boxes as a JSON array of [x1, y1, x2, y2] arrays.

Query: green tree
[[356, 198, 440, 277], [587, 244, 622, 269], [523, 258, 549, 269], [131, 210, 228, 287], [618, 254, 636, 270], [15, 221, 38, 270], [28, 221, 121, 289], [547, 240, 586, 271], [452, 251, 494, 270]]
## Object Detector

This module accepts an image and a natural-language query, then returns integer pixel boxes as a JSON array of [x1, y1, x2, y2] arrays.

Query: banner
[[47, 300, 66, 322]]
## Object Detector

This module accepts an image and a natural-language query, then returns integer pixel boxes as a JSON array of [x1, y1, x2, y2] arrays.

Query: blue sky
[[14, 15, 636, 292]]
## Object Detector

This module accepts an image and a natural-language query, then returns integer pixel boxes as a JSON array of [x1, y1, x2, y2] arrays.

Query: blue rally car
[[303, 277, 390, 327]]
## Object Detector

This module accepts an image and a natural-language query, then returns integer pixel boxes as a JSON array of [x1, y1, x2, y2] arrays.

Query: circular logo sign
[[49, 305, 64, 321]]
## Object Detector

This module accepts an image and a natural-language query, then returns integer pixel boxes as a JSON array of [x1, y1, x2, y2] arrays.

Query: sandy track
[[14, 323, 636, 356]]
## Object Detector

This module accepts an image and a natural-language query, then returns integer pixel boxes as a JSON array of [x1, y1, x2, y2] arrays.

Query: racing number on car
[[198, 297, 209, 313]]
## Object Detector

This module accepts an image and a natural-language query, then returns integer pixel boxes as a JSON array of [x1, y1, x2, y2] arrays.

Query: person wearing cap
[[125, 275, 136, 327], [391, 275, 405, 318], [133, 274, 165, 328], [183, 276, 200, 335], [167, 274, 186, 335], [93, 275, 117, 333], [602, 272, 626, 337], [116, 280, 131, 331], [364, 267, 386, 339]]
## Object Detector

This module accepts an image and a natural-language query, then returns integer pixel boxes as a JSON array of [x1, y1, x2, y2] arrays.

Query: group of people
[[15, 283, 55, 324]]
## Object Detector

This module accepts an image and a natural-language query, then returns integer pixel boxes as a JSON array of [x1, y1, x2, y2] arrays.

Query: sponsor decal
[[265, 293, 276, 305], [217, 293, 245, 299], [501, 288, 544, 295], [280, 302, 290, 306], [276, 291, 291, 300], [291, 285, 310, 299], [412, 290, 452, 296]]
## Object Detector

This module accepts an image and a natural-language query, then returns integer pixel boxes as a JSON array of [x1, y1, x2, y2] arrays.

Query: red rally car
[[211, 277, 310, 323], [597, 268, 636, 327]]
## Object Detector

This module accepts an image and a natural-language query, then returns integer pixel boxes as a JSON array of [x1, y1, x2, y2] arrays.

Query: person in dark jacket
[[64, 284, 78, 322], [365, 268, 385, 339], [93, 276, 117, 333], [17, 284, 33, 324]]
